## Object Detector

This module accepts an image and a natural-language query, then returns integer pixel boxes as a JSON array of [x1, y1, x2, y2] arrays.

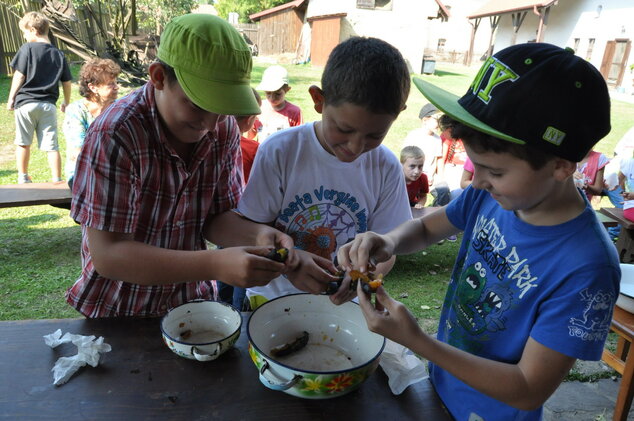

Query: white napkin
[[43, 329, 112, 386], [379, 339, 428, 394]]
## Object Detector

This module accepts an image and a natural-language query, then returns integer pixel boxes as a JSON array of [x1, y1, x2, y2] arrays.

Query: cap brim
[[176, 68, 261, 115], [255, 81, 285, 92], [413, 78, 525, 146]]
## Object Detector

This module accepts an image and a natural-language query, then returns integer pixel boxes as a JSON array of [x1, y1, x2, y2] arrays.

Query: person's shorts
[[14, 102, 58, 151]]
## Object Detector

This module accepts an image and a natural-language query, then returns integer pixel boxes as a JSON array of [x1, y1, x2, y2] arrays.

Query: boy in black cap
[[337, 43, 620, 421]]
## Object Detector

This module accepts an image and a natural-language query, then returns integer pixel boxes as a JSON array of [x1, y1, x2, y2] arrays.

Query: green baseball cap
[[157, 14, 260, 115]]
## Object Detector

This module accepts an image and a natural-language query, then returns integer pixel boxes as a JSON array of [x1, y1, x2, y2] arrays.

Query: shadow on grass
[[0, 169, 16, 178]]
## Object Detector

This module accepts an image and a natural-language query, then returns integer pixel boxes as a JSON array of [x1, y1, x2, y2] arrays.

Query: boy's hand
[[60, 101, 69, 113], [336, 231, 394, 273], [328, 274, 357, 305], [254, 227, 298, 267], [356, 282, 421, 349], [214, 246, 290, 288], [7, 99, 14, 111], [285, 249, 340, 294]]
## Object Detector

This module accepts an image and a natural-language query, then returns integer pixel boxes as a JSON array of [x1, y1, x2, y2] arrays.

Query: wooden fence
[[0, 0, 111, 76]]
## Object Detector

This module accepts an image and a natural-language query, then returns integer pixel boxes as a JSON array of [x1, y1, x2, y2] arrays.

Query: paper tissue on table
[[43, 329, 111, 386], [379, 339, 428, 395]]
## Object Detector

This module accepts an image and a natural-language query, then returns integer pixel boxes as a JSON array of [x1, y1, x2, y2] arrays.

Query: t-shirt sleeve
[[63, 102, 89, 150], [531, 264, 619, 360], [236, 138, 285, 223], [9, 45, 28, 74], [464, 157, 474, 173]]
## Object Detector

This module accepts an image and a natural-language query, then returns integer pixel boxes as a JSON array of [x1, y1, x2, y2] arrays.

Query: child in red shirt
[[237, 88, 262, 184], [401, 145, 429, 208]]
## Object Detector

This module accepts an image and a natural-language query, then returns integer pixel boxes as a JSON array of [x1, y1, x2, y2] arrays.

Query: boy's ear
[[148, 62, 166, 90], [552, 158, 577, 181], [308, 85, 324, 114]]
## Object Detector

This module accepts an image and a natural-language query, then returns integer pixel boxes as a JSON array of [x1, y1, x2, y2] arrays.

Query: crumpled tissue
[[379, 339, 428, 395], [43, 329, 112, 386]]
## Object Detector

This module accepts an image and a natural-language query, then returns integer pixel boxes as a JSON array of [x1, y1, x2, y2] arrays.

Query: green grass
[[1, 59, 633, 329]]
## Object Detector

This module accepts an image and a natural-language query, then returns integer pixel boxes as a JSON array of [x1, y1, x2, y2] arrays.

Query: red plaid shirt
[[67, 83, 243, 317]]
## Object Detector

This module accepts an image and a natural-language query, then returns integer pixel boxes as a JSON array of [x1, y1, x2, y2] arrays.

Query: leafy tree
[[137, 0, 196, 34], [214, 0, 288, 23]]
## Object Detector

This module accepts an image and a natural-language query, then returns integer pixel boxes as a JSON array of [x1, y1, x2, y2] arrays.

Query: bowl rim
[[160, 300, 242, 345], [246, 293, 385, 374]]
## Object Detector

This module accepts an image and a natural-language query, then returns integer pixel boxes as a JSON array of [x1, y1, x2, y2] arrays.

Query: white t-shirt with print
[[237, 122, 412, 301]]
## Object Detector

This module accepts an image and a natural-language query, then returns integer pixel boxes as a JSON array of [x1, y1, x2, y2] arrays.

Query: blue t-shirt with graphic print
[[431, 185, 619, 421]]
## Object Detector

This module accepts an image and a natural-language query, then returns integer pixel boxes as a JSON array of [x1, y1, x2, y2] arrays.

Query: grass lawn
[[1, 58, 633, 344]]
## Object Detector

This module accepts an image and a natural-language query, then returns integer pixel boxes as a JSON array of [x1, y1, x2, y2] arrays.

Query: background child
[[400, 145, 428, 208], [574, 149, 609, 202], [256, 64, 303, 140], [619, 152, 634, 222], [402, 103, 450, 206], [7, 11, 72, 184], [460, 156, 474, 189], [438, 113, 468, 201], [237, 36, 412, 310], [236, 88, 262, 185], [67, 14, 294, 318], [64, 58, 120, 188], [338, 43, 619, 421]]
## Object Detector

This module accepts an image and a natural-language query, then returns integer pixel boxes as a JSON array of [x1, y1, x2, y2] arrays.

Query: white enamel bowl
[[616, 263, 634, 313], [161, 301, 242, 361], [247, 294, 385, 399]]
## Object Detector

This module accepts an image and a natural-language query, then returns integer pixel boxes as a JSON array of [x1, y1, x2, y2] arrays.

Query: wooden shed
[[249, 0, 307, 57], [307, 13, 347, 67]]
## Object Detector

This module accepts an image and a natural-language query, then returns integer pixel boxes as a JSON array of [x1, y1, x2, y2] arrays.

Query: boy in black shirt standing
[[7, 11, 72, 184]]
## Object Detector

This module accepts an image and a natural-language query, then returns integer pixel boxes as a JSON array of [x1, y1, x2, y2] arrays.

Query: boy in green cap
[[337, 43, 620, 420], [67, 14, 301, 318]]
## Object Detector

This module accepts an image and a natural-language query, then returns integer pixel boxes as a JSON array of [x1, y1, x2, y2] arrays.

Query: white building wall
[[492, 0, 634, 91], [306, 0, 430, 72], [305, 0, 493, 72], [430, 0, 493, 64]]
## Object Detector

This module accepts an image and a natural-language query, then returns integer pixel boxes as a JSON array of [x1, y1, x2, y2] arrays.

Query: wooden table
[[599, 207, 634, 263], [0, 182, 71, 208], [0, 316, 452, 420], [601, 306, 634, 421]]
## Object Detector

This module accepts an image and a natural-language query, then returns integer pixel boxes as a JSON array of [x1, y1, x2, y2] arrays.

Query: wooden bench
[[601, 306, 634, 421], [0, 182, 71, 209], [600, 207, 634, 263]]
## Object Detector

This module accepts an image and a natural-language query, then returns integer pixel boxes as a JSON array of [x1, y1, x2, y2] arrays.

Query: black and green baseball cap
[[414, 43, 611, 162]]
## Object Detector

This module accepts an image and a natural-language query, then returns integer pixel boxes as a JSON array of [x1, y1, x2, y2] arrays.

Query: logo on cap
[[542, 126, 566, 145], [470, 56, 519, 104]]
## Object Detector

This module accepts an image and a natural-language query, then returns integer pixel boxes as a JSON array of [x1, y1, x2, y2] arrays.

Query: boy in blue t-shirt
[[337, 43, 620, 421]]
